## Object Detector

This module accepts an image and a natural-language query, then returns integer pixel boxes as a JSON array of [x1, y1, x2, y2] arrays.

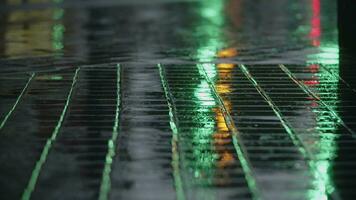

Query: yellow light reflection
[[218, 151, 235, 168], [217, 63, 235, 79], [214, 63, 236, 177], [214, 110, 229, 133], [217, 48, 238, 58]]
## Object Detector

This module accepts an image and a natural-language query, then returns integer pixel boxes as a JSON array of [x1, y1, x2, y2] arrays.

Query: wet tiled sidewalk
[[0, 0, 356, 200]]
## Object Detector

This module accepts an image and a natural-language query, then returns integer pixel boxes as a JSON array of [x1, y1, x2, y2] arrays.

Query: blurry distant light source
[[310, 0, 321, 47]]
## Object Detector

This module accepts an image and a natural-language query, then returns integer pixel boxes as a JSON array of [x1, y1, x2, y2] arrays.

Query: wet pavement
[[0, 0, 355, 200]]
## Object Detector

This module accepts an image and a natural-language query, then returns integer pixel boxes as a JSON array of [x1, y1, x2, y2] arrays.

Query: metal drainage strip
[[1, 63, 355, 199]]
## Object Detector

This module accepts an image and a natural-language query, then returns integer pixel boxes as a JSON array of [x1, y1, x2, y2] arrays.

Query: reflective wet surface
[[0, 0, 356, 200]]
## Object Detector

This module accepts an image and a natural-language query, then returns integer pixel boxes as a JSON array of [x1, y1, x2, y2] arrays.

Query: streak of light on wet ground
[[0, 0, 356, 200]]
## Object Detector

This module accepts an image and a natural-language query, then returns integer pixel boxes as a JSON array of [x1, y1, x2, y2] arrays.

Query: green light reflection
[[194, 81, 216, 106], [307, 45, 339, 65], [196, 0, 225, 81], [308, 62, 340, 200], [52, 23, 65, 50], [306, 6, 340, 200], [52, 0, 65, 52], [190, 80, 217, 185], [183, 0, 225, 198]]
